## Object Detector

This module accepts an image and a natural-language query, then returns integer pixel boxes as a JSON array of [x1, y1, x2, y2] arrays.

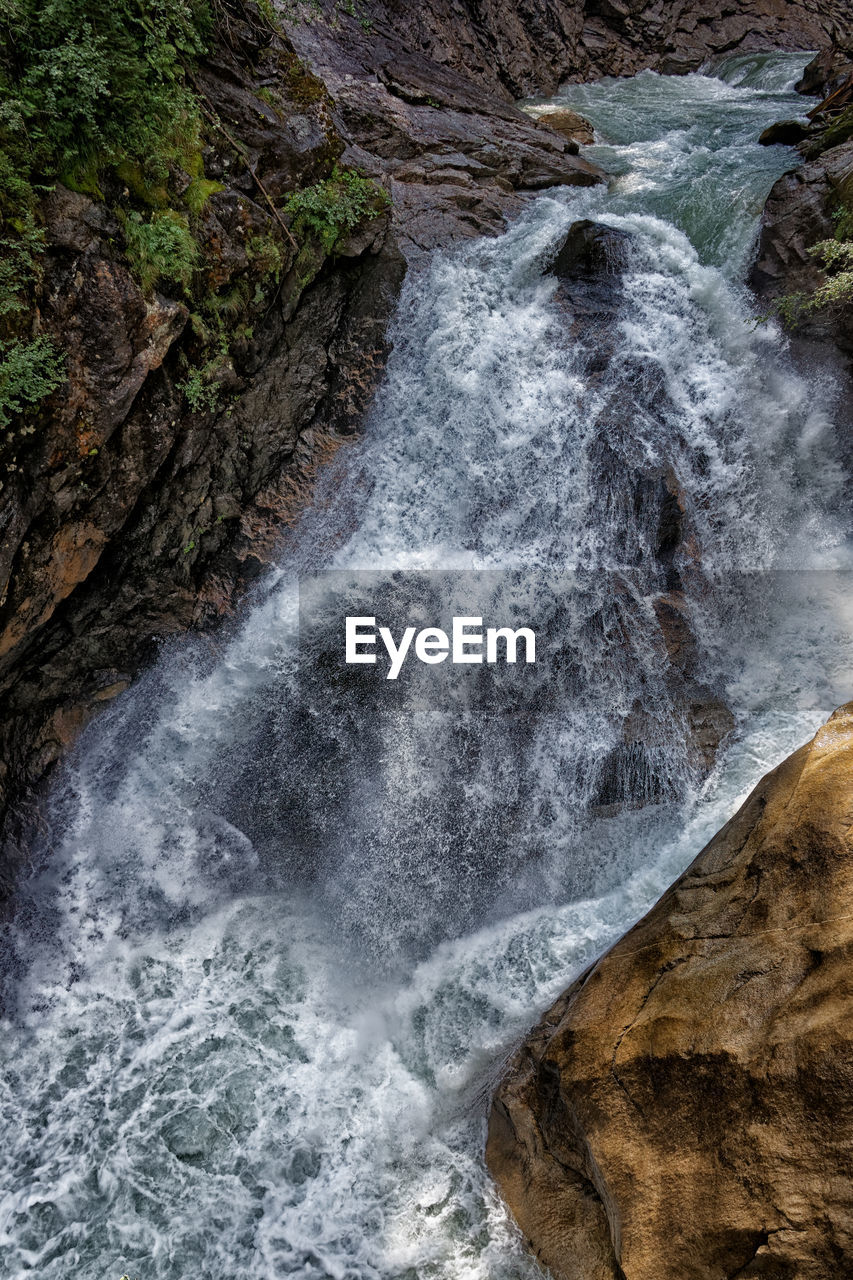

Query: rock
[[282, 21, 605, 254], [758, 118, 812, 146], [300, 1, 853, 102], [0, 16, 408, 885], [750, 140, 853, 359], [487, 702, 853, 1280], [551, 219, 635, 278], [796, 45, 853, 99], [343, 1, 853, 99], [526, 106, 596, 144]]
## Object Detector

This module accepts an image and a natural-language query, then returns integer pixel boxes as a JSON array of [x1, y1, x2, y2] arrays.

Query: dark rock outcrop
[[328, 0, 852, 101], [758, 118, 811, 146], [752, 41, 853, 373], [551, 219, 635, 278], [796, 44, 853, 99], [487, 702, 853, 1280], [0, 13, 408, 883], [750, 141, 853, 359]]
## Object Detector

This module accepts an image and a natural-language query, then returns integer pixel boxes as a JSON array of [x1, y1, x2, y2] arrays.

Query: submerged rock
[[487, 702, 853, 1280]]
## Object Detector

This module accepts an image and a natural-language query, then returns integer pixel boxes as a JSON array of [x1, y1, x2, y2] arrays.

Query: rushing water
[[2, 53, 853, 1280]]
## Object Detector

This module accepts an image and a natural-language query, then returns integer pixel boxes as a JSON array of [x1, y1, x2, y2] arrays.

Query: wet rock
[[283, 18, 605, 254], [750, 140, 853, 359], [487, 701, 853, 1280], [796, 44, 853, 99], [0, 20, 408, 879], [758, 118, 812, 146], [327, 1, 853, 100], [551, 219, 635, 279], [590, 740, 678, 809]]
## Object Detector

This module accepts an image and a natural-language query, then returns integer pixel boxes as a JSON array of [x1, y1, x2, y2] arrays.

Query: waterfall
[[1, 52, 851, 1280]]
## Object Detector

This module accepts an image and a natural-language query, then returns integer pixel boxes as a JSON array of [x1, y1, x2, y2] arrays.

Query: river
[[2, 51, 852, 1280]]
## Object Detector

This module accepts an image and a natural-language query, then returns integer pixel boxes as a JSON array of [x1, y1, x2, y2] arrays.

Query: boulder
[[750, 140, 853, 358], [487, 703, 853, 1280], [796, 45, 853, 99], [550, 219, 635, 279], [758, 118, 812, 146], [527, 107, 596, 144]]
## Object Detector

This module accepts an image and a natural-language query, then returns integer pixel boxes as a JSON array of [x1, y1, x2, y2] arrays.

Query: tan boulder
[[487, 703, 853, 1280], [524, 106, 596, 145]]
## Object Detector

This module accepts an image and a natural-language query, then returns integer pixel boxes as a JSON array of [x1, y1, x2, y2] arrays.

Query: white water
[[2, 54, 853, 1280]]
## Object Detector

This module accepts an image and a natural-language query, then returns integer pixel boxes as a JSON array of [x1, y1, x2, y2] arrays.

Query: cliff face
[[487, 703, 853, 1280], [0, 11, 405, 884], [751, 49, 853, 370], [314, 0, 853, 99], [751, 139, 853, 357]]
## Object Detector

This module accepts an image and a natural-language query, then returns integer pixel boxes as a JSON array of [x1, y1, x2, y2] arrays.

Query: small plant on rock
[[769, 201, 853, 326], [0, 335, 64, 430], [120, 209, 198, 295], [284, 165, 389, 253]]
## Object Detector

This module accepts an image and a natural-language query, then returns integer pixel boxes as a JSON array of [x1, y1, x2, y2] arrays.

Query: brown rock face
[[487, 703, 853, 1280], [528, 107, 596, 145]]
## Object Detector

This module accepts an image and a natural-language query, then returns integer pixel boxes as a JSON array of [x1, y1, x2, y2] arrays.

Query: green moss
[[801, 106, 853, 160], [282, 50, 328, 105], [114, 160, 169, 208], [62, 155, 107, 201], [256, 86, 285, 120], [247, 231, 287, 279], [183, 177, 225, 215]]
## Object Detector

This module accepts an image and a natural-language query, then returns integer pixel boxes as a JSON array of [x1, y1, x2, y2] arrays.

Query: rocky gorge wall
[[2, 0, 853, 894], [751, 46, 853, 377], [487, 702, 853, 1280], [358, 0, 852, 96]]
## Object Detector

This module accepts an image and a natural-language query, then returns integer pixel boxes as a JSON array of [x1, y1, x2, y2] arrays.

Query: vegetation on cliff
[[766, 72, 853, 325], [0, 0, 210, 314], [0, 0, 387, 441], [774, 201, 853, 324]]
